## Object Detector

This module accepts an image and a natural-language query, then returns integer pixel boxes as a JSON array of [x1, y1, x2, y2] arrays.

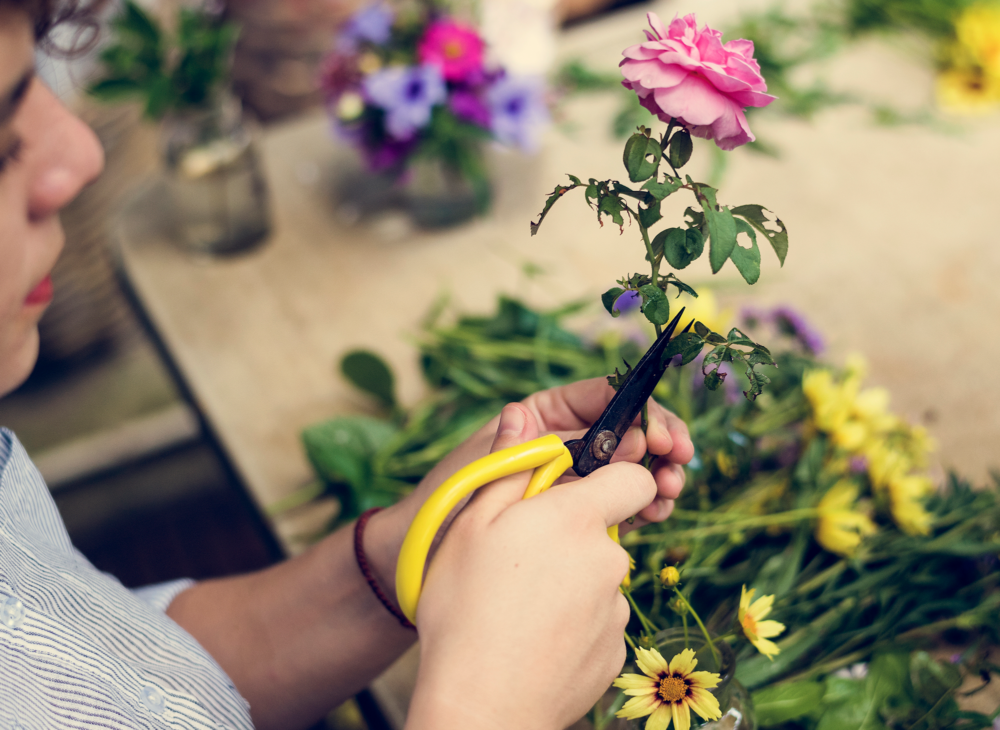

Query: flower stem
[[623, 586, 661, 637], [625, 508, 820, 544], [624, 630, 638, 652], [672, 587, 719, 665], [638, 223, 662, 338]]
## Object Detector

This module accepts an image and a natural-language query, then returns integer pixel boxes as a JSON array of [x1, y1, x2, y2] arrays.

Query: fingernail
[[498, 405, 526, 438]]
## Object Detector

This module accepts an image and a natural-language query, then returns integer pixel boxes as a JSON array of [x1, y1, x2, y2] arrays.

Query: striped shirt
[[0, 429, 254, 729]]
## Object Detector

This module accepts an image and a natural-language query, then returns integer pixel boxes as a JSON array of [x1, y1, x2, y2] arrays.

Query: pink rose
[[620, 13, 776, 151], [417, 20, 485, 83]]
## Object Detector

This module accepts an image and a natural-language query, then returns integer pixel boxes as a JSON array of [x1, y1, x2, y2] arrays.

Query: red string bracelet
[[354, 507, 416, 630]]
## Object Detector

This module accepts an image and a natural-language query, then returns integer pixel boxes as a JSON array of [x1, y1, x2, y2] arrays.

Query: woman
[[0, 2, 694, 728]]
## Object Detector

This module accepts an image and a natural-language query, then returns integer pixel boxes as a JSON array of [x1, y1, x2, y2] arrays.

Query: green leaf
[[753, 681, 825, 726], [732, 204, 789, 266], [727, 327, 755, 346], [638, 284, 670, 326], [119, 0, 161, 46], [602, 287, 626, 317], [693, 184, 738, 274], [638, 201, 662, 229], [341, 350, 397, 409], [662, 332, 704, 365], [730, 218, 762, 284], [530, 178, 582, 236], [704, 368, 726, 390], [693, 321, 711, 338], [598, 193, 626, 228], [623, 132, 662, 183], [642, 177, 683, 201], [668, 129, 693, 169], [301, 415, 400, 519], [661, 227, 705, 270]]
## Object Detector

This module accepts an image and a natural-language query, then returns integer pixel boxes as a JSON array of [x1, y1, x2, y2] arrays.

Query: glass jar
[[403, 153, 490, 229], [162, 94, 271, 255], [613, 629, 755, 730]]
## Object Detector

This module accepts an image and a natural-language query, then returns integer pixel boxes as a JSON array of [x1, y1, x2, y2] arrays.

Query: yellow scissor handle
[[396, 434, 573, 624]]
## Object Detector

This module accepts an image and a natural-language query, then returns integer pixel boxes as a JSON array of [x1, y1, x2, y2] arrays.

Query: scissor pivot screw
[[591, 430, 618, 459]]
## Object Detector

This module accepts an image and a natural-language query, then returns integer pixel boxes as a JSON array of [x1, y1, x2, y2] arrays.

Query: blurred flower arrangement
[[319, 1, 549, 215]]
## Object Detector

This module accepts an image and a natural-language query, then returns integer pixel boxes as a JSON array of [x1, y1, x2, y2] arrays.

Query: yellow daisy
[[614, 647, 722, 730], [738, 586, 786, 660], [816, 480, 877, 556]]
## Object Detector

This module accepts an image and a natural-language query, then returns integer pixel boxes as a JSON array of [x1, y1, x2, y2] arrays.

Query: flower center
[[444, 40, 464, 59], [658, 675, 689, 703], [742, 613, 758, 637]]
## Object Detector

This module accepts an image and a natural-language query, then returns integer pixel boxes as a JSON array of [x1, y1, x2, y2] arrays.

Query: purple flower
[[338, 3, 394, 50], [449, 88, 491, 128], [772, 305, 825, 355], [613, 290, 641, 315], [486, 74, 549, 151], [363, 65, 446, 140], [850, 455, 869, 474]]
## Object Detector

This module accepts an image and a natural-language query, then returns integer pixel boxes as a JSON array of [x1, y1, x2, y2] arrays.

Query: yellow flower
[[888, 475, 935, 536], [955, 3, 1000, 72], [675, 289, 732, 338], [660, 566, 681, 587], [737, 586, 786, 660], [936, 68, 1000, 113], [802, 369, 859, 434], [614, 647, 722, 730], [816, 480, 877, 556], [865, 441, 910, 495]]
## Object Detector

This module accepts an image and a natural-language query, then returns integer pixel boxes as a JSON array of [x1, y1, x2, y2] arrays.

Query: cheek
[[0, 315, 39, 397]]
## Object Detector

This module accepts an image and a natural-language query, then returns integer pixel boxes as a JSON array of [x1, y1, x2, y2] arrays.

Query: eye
[[0, 136, 24, 175]]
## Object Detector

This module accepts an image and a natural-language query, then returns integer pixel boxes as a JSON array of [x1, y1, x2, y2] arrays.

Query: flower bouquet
[[319, 1, 548, 226]]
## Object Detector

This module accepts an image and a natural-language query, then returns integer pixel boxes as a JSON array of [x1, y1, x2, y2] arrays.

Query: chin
[[0, 326, 40, 399]]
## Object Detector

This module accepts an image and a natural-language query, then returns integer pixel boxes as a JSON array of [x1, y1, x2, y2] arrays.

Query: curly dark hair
[[3, 0, 107, 53]]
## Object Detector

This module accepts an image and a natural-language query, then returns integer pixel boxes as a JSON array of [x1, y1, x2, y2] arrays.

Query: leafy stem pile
[[296, 296, 1000, 729], [530, 122, 787, 400]]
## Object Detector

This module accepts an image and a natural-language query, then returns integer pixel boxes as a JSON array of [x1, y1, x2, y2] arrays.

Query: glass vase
[[612, 629, 755, 730], [162, 94, 271, 255], [403, 153, 491, 229]]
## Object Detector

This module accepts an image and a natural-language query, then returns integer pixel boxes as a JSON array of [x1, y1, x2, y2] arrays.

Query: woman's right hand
[[405, 403, 658, 730]]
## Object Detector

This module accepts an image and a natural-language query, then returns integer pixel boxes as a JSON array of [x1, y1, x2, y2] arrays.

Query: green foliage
[[88, 0, 238, 118], [530, 120, 787, 398], [298, 294, 1000, 730], [340, 350, 397, 410]]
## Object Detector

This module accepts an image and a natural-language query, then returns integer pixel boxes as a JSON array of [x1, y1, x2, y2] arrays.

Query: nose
[[24, 79, 105, 221]]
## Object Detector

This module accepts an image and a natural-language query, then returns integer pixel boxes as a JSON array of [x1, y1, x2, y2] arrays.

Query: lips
[[25, 275, 54, 306]]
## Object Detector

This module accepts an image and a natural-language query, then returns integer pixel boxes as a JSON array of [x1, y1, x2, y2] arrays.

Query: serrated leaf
[[684, 206, 706, 232], [730, 218, 761, 284], [663, 332, 704, 365], [623, 132, 662, 183], [642, 177, 683, 201], [705, 368, 726, 390], [598, 193, 626, 228], [663, 275, 698, 298], [638, 284, 670, 325], [668, 129, 693, 169], [341, 350, 396, 409], [530, 178, 581, 236], [732, 203, 789, 266], [705, 332, 728, 345], [602, 287, 626, 316], [638, 201, 662, 229], [727, 328, 755, 346], [694, 184, 738, 274], [662, 227, 705, 270], [567, 174, 583, 185]]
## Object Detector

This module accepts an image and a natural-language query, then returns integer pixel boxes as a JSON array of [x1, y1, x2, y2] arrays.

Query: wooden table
[[115, 1, 1000, 724]]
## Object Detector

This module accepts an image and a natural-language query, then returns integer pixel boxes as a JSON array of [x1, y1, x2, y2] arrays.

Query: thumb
[[561, 461, 658, 529], [471, 403, 543, 515]]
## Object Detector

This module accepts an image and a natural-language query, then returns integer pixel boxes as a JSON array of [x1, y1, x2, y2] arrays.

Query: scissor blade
[[566, 308, 688, 476]]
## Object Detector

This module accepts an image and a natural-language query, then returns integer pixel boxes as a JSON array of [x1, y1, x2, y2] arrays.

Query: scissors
[[396, 308, 691, 624]]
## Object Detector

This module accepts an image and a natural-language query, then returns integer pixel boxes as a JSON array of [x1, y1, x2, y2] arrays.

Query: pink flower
[[417, 20, 485, 83], [620, 13, 776, 150]]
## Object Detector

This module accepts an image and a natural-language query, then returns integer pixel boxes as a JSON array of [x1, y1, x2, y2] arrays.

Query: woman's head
[[0, 0, 104, 397]]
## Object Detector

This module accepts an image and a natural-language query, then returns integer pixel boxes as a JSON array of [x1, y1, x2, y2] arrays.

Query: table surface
[[115, 1, 1000, 724]]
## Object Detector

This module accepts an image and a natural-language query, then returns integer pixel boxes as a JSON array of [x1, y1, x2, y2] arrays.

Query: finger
[[620, 497, 675, 535], [653, 460, 686, 501], [523, 377, 618, 431], [559, 461, 657, 529], [469, 403, 543, 515]]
